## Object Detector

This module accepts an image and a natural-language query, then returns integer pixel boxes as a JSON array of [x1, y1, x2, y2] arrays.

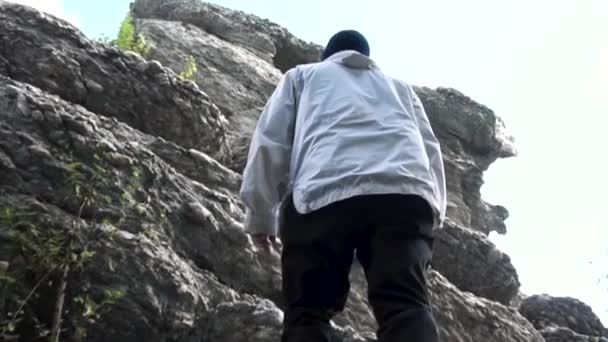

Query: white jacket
[[240, 50, 447, 236]]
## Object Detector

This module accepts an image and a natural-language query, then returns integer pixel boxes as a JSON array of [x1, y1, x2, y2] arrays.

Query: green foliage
[[179, 55, 199, 81], [0, 153, 132, 341], [0, 147, 176, 340], [114, 14, 151, 58], [74, 288, 125, 324], [115, 14, 136, 50]]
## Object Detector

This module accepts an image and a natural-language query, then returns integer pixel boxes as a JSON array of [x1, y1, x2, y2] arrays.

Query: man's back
[[287, 51, 445, 222]]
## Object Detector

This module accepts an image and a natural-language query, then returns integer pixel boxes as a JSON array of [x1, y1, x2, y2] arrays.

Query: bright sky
[[8, 0, 608, 325]]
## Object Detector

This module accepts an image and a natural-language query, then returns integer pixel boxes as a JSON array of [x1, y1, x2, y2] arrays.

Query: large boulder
[[0, 1, 229, 161], [415, 86, 517, 234], [431, 218, 520, 305], [538, 326, 608, 342], [133, 18, 280, 170], [131, 0, 323, 72], [519, 294, 607, 339], [335, 263, 542, 341], [428, 270, 543, 342]]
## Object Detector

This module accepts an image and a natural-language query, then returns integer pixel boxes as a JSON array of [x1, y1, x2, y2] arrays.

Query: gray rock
[[0, 72, 544, 341], [415, 86, 517, 234], [431, 218, 520, 305], [131, 0, 323, 72], [0, 75, 274, 340], [136, 18, 281, 118], [539, 326, 608, 342], [0, 1, 229, 161], [428, 270, 543, 342], [335, 263, 543, 341], [134, 18, 281, 170], [519, 294, 607, 338]]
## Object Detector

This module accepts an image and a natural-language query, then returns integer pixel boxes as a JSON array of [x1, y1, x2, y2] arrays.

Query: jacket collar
[[324, 50, 379, 70]]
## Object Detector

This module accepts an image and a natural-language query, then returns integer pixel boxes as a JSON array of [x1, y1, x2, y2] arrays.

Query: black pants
[[280, 194, 439, 342]]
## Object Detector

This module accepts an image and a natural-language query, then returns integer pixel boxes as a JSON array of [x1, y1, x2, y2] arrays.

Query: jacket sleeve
[[239, 69, 298, 236], [408, 86, 448, 227]]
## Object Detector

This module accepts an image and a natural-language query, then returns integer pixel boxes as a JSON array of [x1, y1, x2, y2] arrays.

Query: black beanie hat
[[321, 30, 370, 61]]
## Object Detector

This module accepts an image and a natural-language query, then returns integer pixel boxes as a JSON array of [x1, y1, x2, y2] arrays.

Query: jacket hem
[[293, 182, 444, 230]]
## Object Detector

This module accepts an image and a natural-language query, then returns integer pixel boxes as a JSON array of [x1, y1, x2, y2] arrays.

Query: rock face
[[130, 0, 323, 71], [0, 2, 229, 162], [414, 86, 517, 234], [337, 264, 543, 341], [0, 0, 599, 341], [130, 0, 322, 171], [431, 218, 520, 305], [539, 326, 608, 342], [519, 295, 607, 340], [0, 70, 541, 342]]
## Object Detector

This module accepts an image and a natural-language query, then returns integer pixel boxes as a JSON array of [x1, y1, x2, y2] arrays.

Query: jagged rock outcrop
[[0, 71, 543, 340], [130, 0, 323, 71], [431, 218, 520, 305], [338, 263, 543, 341], [539, 326, 608, 342], [133, 18, 280, 170], [131, 0, 323, 171], [519, 294, 607, 340], [0, 70, 542, 340], [0, 2, 229, 161], [414, 86, 517, 234], [1, 1, 599, 341]]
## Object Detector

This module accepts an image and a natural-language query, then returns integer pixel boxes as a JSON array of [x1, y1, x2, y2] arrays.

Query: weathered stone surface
[[0, 75, 278, 340], [431, 218, 520, 305], [539, 326, 608, 342], [519, 294, 607, 338], [131, 0, 323, 72], [415, 86, 517, 235], [136, 18, 281, 119], [0, 73, 544, 341], [0, 1, 229, 161], [428, 270, 543, 342], [133, 18, 279, 170], [129, 0, 321, 171], [335, 264, 543, 341], [130, 0, 322, 171]]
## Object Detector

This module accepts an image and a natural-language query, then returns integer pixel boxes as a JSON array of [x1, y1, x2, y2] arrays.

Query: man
[[240, 30, 447, 342]]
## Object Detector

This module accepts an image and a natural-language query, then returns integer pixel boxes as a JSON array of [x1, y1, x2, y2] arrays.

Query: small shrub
[[179, 55, 198, 81], [114, 14, 151, 58]]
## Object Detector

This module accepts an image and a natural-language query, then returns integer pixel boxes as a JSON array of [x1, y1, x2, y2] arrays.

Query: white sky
[[8, 0, 608, 326]]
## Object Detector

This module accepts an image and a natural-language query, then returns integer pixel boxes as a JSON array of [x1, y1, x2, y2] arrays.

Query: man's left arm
[[240, 69, 298, 238]]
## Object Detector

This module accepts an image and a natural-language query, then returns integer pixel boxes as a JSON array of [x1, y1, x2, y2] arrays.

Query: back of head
[[321, 30, 370, 61]]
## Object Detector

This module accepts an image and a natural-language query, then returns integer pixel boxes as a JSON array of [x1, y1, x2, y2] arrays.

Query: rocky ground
[[0, 0, 605, 341]]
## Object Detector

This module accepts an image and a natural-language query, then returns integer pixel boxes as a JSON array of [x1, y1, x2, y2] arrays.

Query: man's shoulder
[[286, 61, 324, 75]]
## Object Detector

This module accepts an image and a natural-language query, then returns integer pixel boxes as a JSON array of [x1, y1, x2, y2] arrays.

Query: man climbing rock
[[240, 29, 447, 342]]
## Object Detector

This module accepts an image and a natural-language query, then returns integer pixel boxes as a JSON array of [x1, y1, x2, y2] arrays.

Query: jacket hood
[[325, 50, 377, 70]]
